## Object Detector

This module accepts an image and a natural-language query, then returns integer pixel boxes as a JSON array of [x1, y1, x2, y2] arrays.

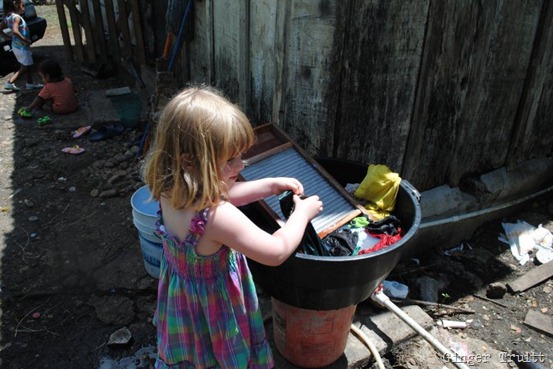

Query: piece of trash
[[382, 280, 409, 299], [444, 241, 473, 256], [32, 312, 41, 319], [499, 220, 553, 265], [28, 216, 38, 221], [107, 327, 132, 347], [437, 319, 467, 329], [8, 189, 21, 198]]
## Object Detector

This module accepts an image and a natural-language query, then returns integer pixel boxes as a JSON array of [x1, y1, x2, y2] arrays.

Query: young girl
[[1, 0, 42, 91], [24, 59, 79, 114], [143, 85, 323, 369]]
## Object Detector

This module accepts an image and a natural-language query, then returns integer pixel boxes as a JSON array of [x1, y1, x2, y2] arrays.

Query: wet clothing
[[38, 78, 78, 114], [154, 207, 274, 369]]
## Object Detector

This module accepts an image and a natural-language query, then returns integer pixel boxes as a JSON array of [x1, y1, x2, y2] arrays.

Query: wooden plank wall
[[68, 0, 553, 192], [54, 0, 165, 68], [404, 0, 543, 188], [217, 0, 551, 192]]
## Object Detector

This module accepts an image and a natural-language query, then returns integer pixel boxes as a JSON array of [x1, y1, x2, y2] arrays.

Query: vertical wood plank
[[189, 0, 216, 82], [447, 0, 542, 186], [212, 0, 246, 105], [66, 0, 84, 62], [91, 0, 106, 61], [271, 0, 290, 126], [78, 0, 96, 63], [129, 0, 146, 65], [188, 0, 213, 82], [279, 0, 341, 157], [117, 0, 133, 60], [507, 0, 553, 166], [104, 0, 121, 62], [238, 0, 250, 112], [336, 0, 428, 174], [250, 0, 279, 124], [55, 0, 73, 61]]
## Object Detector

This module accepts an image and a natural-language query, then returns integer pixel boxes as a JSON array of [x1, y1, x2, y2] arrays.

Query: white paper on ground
[[499, 220, 553, 265]]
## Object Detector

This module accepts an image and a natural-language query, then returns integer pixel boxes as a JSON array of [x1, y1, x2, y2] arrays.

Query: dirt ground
[[0, 5, 552, 369]]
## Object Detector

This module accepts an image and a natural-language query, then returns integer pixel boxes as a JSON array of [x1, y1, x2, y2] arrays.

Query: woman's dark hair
[[3, 0, 21, 14], [38, 59, 64, 82]]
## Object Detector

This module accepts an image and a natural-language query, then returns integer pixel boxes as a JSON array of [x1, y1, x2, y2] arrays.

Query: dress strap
[[188, 207, 209, 238]]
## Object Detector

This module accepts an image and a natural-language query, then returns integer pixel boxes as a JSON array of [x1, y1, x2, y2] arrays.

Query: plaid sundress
[[154, 207, 274, 369]]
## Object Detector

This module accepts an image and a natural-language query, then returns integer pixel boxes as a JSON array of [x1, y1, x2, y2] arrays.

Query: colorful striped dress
[[154, 207, 274, 369]]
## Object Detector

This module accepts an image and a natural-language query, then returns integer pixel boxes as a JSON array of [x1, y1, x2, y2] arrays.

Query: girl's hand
[[271, 177, 303, 196], [292, 194, 323, 221]]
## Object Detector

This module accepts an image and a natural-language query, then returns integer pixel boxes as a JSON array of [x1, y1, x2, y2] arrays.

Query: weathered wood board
[[507, 260, 553, 293], [523, 309, 553, 337]]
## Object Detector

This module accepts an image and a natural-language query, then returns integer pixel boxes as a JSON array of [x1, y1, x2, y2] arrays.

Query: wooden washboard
[[239, 124, 365, 238]]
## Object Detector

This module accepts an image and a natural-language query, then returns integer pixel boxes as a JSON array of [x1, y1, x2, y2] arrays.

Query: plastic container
[[382, 280, 409, 299], [139, 235, 162, 278], [244, 158, 422, 310], [271, 298, 356, 368], [131, 185, 161, 278]]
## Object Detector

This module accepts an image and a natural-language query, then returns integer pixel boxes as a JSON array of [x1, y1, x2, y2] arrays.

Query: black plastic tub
[[244, 158, 421, 310]]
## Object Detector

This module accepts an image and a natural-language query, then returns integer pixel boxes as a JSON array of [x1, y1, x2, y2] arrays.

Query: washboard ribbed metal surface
[[240, 147, 359, 235]]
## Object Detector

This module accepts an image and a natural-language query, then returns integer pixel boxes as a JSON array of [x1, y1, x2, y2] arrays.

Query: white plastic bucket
[[131, 186, 161, 278], [139, 235, 162, 278]]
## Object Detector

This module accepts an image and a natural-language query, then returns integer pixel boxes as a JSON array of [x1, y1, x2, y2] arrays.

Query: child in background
[[1, 0, 42, 91], [24, 59, 78, 114], [142, 85, 323, 369]]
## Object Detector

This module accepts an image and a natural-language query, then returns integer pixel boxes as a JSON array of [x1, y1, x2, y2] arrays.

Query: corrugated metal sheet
[[240, 148, 358, 233]]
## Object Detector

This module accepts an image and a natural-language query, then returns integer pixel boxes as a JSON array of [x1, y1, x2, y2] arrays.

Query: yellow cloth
[[354, 164, 401, 219]]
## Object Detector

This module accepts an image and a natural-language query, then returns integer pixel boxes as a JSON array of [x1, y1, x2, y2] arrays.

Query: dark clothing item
[[365, 215, 402, 236], [278, 191, 330, 256], [325, 228, 359, 256]]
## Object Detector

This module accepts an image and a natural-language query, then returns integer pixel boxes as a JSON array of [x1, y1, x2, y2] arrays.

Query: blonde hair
[[143, 85, 254, 210]]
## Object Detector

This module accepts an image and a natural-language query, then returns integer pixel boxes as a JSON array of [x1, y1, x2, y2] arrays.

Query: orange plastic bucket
[[271, 298, 356, 368]]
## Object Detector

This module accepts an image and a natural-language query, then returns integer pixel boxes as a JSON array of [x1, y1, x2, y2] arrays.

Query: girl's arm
[[206, 194, 322, 266], [11, 16, 30, 44], [25, 95, 46, 111], [228, 177, 304, 206]]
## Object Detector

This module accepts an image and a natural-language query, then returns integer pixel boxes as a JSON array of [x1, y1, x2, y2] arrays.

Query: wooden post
[[128, 0, 146, 66], [104, 0, 121, 62], [78, 0, 96, 63], [55, 0, 73, 61], [66, 0, 84, 62], [117, 0, 133, 60], [91, 0, 107, 62]]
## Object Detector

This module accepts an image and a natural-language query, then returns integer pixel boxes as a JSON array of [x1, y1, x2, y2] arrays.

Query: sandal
[[72, 125, 92, 138], [61, 145, 85, 155]]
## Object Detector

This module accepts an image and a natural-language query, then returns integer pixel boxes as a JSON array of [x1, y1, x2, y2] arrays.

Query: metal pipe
[[371, 291, 471, 369]]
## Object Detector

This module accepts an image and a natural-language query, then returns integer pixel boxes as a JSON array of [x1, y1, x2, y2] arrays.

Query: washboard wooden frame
[[239, 124, 366, 238]]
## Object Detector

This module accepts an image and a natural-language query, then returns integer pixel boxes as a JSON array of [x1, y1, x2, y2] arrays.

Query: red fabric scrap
[[358, 228, 403, 254]]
